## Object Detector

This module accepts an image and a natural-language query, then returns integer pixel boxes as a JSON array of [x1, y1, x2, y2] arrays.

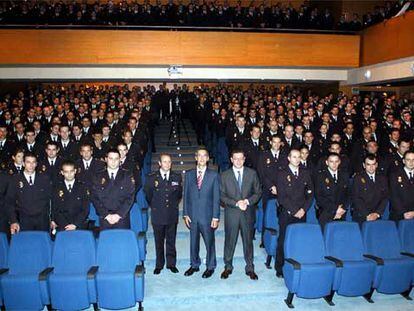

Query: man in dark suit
[[315, 153, 349, 229], [275, 149, 314, 277], [91, 149, 136, 230], [241, 125, 267, 169], [6, 153, 53, 232], [0, 125, 16, 167], [76, 143, 105, 190], [144, 153, 182, 275], [0, 171, 9, 233], [351, 155, 389, 224], [389, 151, 414, 221], [220, 149, 262, 280], [183, 149, 220, 279], [38, 141, 63, 184], [51, 160, 89, 231]]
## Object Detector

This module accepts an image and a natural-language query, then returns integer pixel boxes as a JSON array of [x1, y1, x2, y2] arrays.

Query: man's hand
[[184, 216, 191, 229], [403, 211, 414, 219], [65, 224, 77, 231], [10, 223, 20, 235], [270, 186, 277, 195], [294, 208, 305, 219], [334, 206, 346, 220], [50, 221, 58, 230], [211, 219, 219, 229], [236, 200, 247, 211], [366, 213, 380, 221]]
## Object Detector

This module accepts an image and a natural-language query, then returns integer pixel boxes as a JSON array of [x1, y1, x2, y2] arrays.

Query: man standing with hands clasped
[[220, 149, 262, 280], [183, 148, 220, 279]]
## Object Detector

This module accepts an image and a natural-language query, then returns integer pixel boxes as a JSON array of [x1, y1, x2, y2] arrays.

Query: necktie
[[237, 171, 242, 191], [29, 175, 33, 185], [68, 184, 72, 192], [29, 145, 33, 151], [16, 166, 21, 173], [197, 171, 203, 190], [63, 143, 67, 149], [254, 141, 258, 147], [50, 160, 54, 167], [409, 172, 413, 181], [85, 162, 89, 170], [111, 172, 115, 181], [333, 173, 337, 183], [370, 175, 375, 183], [294, 171, 298, 178], [164, 173, 167, 181], [0, 142, 3, 149]]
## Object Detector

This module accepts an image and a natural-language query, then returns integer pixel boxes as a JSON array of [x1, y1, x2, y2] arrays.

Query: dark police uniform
[[6, 172, 52, 231], [144, 170, 182, 270], [0, 172, 9, 233], [75, 158, 105, 190], [91, 168, 136, 229], [275, 166, 314, 274], [389, 168, 414, 221], [51, 179, 90, 230], [315, 169, 349, 229], [351, 172, 389, 224]]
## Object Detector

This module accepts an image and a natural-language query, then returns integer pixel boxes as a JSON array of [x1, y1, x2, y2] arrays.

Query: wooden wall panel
[[361, 10, 414, 66], [0, 30, 360, 67]]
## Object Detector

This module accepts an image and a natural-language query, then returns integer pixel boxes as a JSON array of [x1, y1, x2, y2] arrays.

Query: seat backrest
[[324, 222, 364, 261], [264, 199, 278, 229], [97, 230, 139, 272], [362, 220, 401, 259], [52, 230, 96, 274], [284, 223, 325, 264], [0, 233, 8, 268], [8, 231, 52, 274], [398, 219, 414, 253]]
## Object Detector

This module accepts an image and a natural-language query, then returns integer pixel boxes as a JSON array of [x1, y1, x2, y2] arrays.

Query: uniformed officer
[[0, 171, 9, 233], [242, 125, 267, 169], [389, 150, 414, 221], [6, 152, 53, 233], [144, 153, 183, 275], [315, 153, 349, 229], [117, 142, 142, 193], [275, 149, 314, 277], [3, 148, 24, 175], [351, 154, 389, 224], [91, 149, 136, 230], [51, 160, 89, 231], [76, 143, 105, 190], [39, 141, 62, 183]]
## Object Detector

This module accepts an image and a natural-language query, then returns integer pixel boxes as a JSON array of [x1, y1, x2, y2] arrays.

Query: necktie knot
[[333, 173, 337, 183], [164, 173, 167, 181], [68, 184, 72, 192], [29, 175, 33, 185], [111, 172, 115, 180]]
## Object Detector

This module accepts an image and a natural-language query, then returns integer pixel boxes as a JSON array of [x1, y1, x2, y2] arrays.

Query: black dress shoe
[[276, 271, 284, 278], [220, 269, 232, 279], [246, 271, 258, 280], [153, 268, 162, 275], [202, 269, 214, 278], [184, 267, 200, 276], [168, 266, 179, 273]]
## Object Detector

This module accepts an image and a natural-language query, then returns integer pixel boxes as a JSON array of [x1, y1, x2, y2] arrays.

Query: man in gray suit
[[220, 149, 262, 280]]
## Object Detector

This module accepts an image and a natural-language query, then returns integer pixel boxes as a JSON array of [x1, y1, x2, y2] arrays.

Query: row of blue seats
[[0, 230, 146, 311], [282, 220, 414, 308]]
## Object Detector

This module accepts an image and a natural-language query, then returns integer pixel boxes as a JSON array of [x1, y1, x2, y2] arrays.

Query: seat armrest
[[325, 256, 344, 268], [363, 254, 384, 266], [87, 266, 99, 279], [264, 227, 278, 234], [285, 258, 301, 270], [401, 252, 414, 258], [0, 268, 9, 275], [39, 267, 54, 281], [135, 264, 144, 277]]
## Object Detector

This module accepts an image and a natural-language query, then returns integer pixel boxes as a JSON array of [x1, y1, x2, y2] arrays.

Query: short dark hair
[[230, 149, 245, 157], [23, 152, 37, 162], [61, 159, 76, 170], [106, 148, 120, 157], [364, 154, 377, 163]]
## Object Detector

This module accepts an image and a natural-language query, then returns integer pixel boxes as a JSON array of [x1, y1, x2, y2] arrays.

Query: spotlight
[[364, 70, 371, 80]]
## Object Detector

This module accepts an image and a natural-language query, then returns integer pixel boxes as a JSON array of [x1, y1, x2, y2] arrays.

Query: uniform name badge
[[172, 181, 179, 186]]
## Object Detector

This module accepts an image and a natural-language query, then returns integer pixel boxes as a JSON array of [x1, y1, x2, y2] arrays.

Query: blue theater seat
[[362, 220, 414, 300], [324, 222, 375, 301], [88, 203, 100, 227], [398, 219, 414, 286], [49, 230, 98, 311], [0, 233, 8, 307], [1, 232, 53, 311], [283, 223, 335, 308], [263, 199, 278, 269], [306, 198, 319, 225], [96, 230, 145, 310]]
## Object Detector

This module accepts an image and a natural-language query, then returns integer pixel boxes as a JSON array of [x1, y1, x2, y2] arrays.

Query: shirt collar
[[64, 179, 75, 189], [404, 167, 413, 177], [288, 164, 298, 175], [196, 166, 207, 175], [232, 166, 244, 176], [328, 167, 338, 178], [160, 169, 170, 180], [107, 167, 119, 176]]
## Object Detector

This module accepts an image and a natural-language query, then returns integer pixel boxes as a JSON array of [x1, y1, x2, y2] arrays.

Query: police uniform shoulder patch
[[325, 178, 330, 185], [361, 177, 366, 184]]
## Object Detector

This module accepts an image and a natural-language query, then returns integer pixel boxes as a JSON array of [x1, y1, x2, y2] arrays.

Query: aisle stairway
[[99, 119, 412, 311]]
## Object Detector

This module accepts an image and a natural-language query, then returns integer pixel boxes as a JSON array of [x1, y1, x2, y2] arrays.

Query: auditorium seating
[[263, 199, 278, 269], [398, 219, 414, 286], [0, 233, 8, 307], [306, 199, 318, 224], [324, 222, 375, 300], [283, 223, 335, 308], [255, 199, 264, 234], [49, 230, 98, 311], [0, 230, 146, 311], [96, 230, 145, 311], [362, 220, 414, 300], [1, 231, 53, 310]]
